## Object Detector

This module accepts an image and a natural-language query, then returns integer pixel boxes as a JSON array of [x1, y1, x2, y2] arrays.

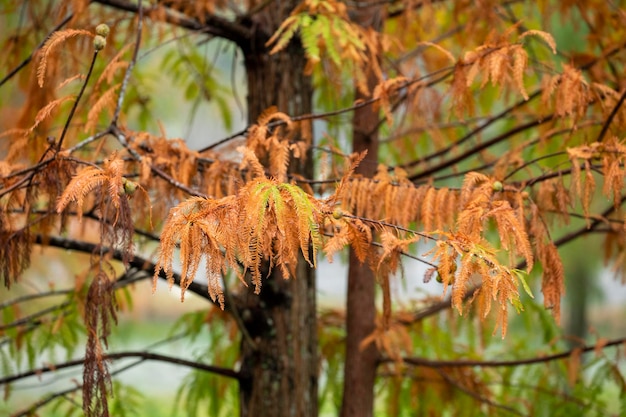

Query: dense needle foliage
[[1, 0, 625, 416]]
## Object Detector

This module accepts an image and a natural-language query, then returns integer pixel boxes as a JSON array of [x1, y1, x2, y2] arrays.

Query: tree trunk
[[236, 5, 317, 417], [340, 114, 379, 417], [341, 252, 378, 417], [340, 4, 381, 417]]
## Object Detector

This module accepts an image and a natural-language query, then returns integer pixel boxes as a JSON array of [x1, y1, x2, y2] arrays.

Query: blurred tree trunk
[[236, 4, 317, 417], [340, 4, 382, 417]]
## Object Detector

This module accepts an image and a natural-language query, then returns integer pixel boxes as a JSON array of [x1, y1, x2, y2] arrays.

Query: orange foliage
[[2, 1, 626, 414]]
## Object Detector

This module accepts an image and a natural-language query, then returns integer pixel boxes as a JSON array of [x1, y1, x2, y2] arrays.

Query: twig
[[401, 89, 543, 173], [342, 212, 436, 242], [0, 301, 71, 332], [109, 124, 207, 197], [380, 116, 495, 144], [392, 336, 626, 368], [93, 0, 251, 45], [33, 234, 215, 304], [370, 240, 437, 268], [1, 350, 239, 387], [198, 67, 454, 153], [111, 0, 143, 125], [502, 119, 603, 181], [10, 359, 143, 417], [398, 36, 626, 176], [56, 51, 100, 151], [409, 115, 555, 182], [66, 129, 112, 153], [525, 162, 604, 188], [9, 331, 191, 416], [434, 368, 526, 416], [0, 14, 74, 88], [408, 196, 626, 322], [0, 289, 72, 310], [596, 87, 626, 143]]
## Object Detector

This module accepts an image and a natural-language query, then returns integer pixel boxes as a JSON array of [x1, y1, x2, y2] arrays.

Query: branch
[[8, 332, 189, 416], [65, 129, 112, 154], [380, 116, 494, 144], [0, 301, 71, 332], [198, 67, 454, 153], [56, 51, 100, 151], [387, 336, 626, 368], [197, 94, 384, 153], [92, 0, 251, 46], [399, 35, 626, 178], [596, 87, 626, 143], [111, 0, 143, 126], [109, 124, 207, 198], [0, 156, 55, 198], [33, 234, 215, 304], [0, 271, 150, 346], [10, 359, 142, 417], [8, 206, 161, 243], [0, 14, 73, 88], [408, 195, 625, 321], [0, 350, 240, 387], [0, 289, 72, 309], [409, 114, 555, 182], [434, 368, 525, 416], [400, 88, 543, 173]]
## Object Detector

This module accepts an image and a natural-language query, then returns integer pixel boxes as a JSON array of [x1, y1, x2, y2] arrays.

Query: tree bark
[[236, 5, 317, 417], [340, 4, 382, 417]]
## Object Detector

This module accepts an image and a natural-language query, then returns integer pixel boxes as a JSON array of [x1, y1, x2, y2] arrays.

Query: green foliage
[[48, 392, 84, 417], [171, 311, 239, 417], [267, 0, 366, 69], [317, 314, 345, 413], [1, 0, 626, 416], [109, 381, 145, 417], [173, 368, 239, 417], [160, 41, 233, 130], [348, 300, 625, 416], [0, 294, 84, 373]]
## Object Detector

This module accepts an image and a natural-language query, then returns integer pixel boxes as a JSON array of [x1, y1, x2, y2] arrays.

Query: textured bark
[[236, 5, 317, 417], [340, 8, 381, 417], [237, 262, 317, 417], [341, 251, 378, 417]]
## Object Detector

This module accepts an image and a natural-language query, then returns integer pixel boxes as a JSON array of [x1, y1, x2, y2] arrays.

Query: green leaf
[[512, 268, 534, 298], [301, 19, 321, 63], [279, 183, 321, 266]]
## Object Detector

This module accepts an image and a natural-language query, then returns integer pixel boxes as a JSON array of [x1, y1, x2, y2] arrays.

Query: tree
[[1, 0, 626, 416]]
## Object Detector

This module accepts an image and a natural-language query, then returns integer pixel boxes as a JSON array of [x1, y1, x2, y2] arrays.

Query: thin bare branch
[[0, 14, 73, 88], [0, 351, 240, 387], [596, 87, 626, 143], [93, 0, 251, 45], [410, 115, 555, 182], [56, 52, 100, 151], [109, 124, 207, 197], [10, 360, 143, 417], [434, 368, 526, 416], [111, 0, 143, 125], [33, 234, 215, 304], [0, 301, 71, 331], [390, 336, 626, 368]]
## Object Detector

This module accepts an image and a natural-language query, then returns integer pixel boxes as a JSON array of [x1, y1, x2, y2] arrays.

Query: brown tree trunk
[[236, 4, 317, 417], [340, 4, 381, 417], [341, 252, 378, 417]]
